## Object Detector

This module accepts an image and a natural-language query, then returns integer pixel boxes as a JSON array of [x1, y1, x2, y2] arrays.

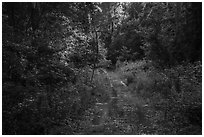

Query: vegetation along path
[[3, 2, 201, 135], [77, 63, 201, 135], [81, 68, 152, 135]]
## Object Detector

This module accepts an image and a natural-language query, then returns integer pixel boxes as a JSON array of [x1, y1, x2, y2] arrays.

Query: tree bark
[[91, 24, 99, 82]]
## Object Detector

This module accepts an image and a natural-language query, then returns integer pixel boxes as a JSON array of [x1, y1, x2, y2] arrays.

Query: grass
[[113, 60, 202, 135], [9, 61, 200, 135]]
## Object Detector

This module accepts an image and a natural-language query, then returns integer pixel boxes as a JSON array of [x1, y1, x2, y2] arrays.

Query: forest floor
[[74, 69, 157, 135], [49, 65, 202, 135], [48, 68, 152, 135]]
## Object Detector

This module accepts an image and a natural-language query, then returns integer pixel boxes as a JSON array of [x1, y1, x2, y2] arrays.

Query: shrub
[[116, 60, 201, 134]]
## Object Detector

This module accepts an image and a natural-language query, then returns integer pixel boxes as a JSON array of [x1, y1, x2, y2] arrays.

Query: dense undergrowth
[[3, 59, 202, 135], [3, 60, 202, 135], [116, 60, 202, 134], [3, 67, 95, 134]]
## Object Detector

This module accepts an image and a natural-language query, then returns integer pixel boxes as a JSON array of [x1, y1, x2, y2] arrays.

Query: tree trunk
[[91, 25, 99, 82]]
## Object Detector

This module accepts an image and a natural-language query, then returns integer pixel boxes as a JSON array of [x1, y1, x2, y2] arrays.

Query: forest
[[2, 2, 202, 135]]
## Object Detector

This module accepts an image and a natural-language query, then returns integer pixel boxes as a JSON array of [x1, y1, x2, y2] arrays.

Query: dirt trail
[[49, 68, 151, 135], [90, 69, 121, 125], [86, 69, 149, 134]]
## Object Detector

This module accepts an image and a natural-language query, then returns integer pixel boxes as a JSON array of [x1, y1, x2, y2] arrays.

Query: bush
[[116, 60, 202, 134]]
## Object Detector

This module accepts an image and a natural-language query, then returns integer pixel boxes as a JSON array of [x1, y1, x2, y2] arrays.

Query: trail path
[[49, 68, 153, 135], [85, 69, 150, 135]]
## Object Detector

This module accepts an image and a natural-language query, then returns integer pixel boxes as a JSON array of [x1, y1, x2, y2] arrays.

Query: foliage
[[105, 2, 201, 66], [118, 61, 202, 134], [2, 2, 201, 135]]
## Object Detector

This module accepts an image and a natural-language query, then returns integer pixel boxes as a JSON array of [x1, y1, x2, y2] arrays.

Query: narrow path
[[49, 68, 151, 135], [88, 69, 120, 133], [86, 68, 149, 134]]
